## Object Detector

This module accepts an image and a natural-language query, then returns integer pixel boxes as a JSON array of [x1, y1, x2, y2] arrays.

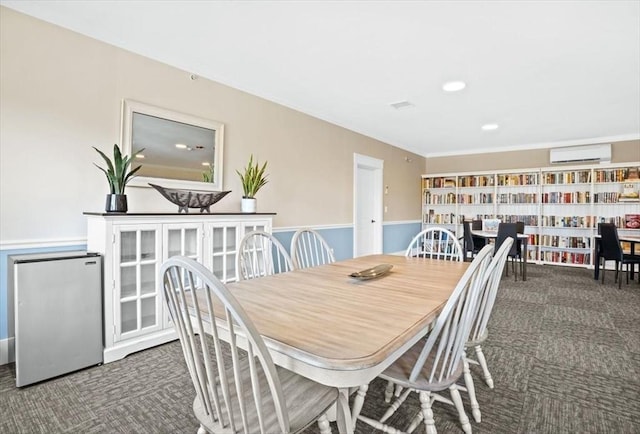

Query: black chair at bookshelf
[[598, 223, 640, 288], [462, 221, 481, 262], [515, 221, 525, 264], [471, 219, 487, 250], [496, 223, 522, 281]]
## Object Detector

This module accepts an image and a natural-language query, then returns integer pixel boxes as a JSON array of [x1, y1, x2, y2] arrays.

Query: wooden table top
[[224, 254, 469, 373]]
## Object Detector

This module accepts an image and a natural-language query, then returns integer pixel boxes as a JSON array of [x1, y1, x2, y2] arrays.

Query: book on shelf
[[625, 214, 640, 229]]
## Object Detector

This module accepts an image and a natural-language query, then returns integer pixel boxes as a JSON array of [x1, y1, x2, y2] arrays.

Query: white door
[[354, 154, 383, 257]]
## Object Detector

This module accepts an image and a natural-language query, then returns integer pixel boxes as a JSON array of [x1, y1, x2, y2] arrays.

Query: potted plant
[[93, 144, 144, 213], [236, 154, 268, 213]]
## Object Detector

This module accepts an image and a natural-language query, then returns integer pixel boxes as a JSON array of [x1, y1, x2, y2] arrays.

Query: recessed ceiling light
[[481, 123, 499, 131], [135, 154, 145, 159], [390, 101, 415, 110], [202, 162, 210, 166], [175, 143, 188, 149], [442, 81, 466, 92]]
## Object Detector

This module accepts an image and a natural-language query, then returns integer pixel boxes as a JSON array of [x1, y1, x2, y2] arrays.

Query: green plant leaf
[[236, 154, 268, 198], [93, 144, 145, 195]]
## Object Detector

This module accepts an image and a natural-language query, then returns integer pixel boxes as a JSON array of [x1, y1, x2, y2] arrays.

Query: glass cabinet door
[[207, 223, 239, 283], [163, 223, 203, 328], [164, 224, 203, 261], [114, 225, 162, 341]]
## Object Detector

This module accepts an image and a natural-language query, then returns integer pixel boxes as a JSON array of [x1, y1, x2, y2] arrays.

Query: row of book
[[540, 251, 591, 264], [599, 215, 639, 228], [498, 215, 539, 225], [457, 193, 494, 204], [423, 212, 456, 224], [538, 235, 591, 249], [424, 192, 456, 204], [496, 193, 538, 204], [423, 178, 456, 188], [593, 192, 626, 203], [458, 175, 494, 187], [542, 191, 590, 204], [423, 213, 637, 229], [594, 168, 633, 183], [540, 215, 595, 228], [497, 173, 538, 186], [543, 170, 591, 185], [432, 191, 634, 204]]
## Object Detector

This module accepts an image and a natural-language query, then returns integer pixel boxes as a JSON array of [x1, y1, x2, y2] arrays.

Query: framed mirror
[[121, 99, 224, 191]]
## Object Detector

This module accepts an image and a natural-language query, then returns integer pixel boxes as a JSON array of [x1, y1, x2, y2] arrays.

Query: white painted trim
[[0, 337, 15, 365], [382, 220, 421, 226], [0, 223, 422, 248], [272, 223, 353, 233], [424, 134, 640, 158], [0, 238, 87, 250], [353, 153, 384, 256], [274, 220, 420, 233]]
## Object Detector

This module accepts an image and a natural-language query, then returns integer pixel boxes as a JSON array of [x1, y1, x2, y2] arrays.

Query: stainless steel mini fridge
[[10, 251, 103, 387]]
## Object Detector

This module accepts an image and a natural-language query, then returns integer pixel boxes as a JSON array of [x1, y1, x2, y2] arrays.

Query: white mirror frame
[[121, 99, 225, 191]]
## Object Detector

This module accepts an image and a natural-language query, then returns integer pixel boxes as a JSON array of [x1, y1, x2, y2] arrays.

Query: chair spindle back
[[237, 230, 293, 281], [290, 228, 336, 269]]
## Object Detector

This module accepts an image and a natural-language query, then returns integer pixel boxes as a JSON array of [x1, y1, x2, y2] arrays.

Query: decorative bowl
[[149, 183, 231, 213], [349, 264, 393, 280]]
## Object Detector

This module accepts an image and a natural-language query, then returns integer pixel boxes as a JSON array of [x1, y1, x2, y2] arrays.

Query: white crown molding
[[424, 134, 640, 158]]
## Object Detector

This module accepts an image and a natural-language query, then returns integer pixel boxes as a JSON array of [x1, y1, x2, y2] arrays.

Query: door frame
[[353, 153, 384, 256]]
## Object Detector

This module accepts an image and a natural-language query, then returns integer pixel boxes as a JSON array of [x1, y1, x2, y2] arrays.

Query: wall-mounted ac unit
[[549, 144, 611, 164]]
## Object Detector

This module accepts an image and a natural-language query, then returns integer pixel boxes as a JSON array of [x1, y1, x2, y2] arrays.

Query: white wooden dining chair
[[405, 227, 464, 261], [384, 227, 464, 402], [236, 230, 293, 281], [354, 244, 494, 434], [161, 256, 346, 434], [290, 228, 335, 269], [461, 237, 513, 423]]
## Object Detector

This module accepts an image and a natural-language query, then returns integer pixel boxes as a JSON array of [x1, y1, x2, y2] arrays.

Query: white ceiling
[[3, 1, 639, 157]]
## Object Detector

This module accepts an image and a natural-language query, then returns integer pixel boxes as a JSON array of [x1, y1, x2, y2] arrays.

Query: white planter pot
[[241, 197, 257, 213]]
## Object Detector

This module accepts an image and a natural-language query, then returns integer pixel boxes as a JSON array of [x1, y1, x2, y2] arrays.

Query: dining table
[[471, 230, 529, 280], [194, 253, 469, 433], [593, 234, 640, 280]]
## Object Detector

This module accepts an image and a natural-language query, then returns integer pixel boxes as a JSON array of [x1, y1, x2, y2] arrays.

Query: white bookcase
[[422, 162, 640, 268], [85, 212, 274, 363]]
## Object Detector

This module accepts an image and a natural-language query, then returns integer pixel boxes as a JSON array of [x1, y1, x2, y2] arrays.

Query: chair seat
[[195, 359, 338, 434], [379, 337, 464, 392]]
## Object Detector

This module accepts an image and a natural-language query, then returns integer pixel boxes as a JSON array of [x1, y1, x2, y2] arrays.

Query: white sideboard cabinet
[[85, 212, 274, 363]]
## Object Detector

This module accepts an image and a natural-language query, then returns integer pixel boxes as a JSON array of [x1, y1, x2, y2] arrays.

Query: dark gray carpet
[[1, 264, 639, 434]]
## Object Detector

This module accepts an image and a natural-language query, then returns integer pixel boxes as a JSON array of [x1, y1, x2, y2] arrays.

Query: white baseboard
[[0, 337, 15, 365]]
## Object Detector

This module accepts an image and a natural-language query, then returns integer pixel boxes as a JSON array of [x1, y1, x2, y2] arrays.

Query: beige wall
[[0, 7, 424, 243], [425, 140, 640, 174]]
